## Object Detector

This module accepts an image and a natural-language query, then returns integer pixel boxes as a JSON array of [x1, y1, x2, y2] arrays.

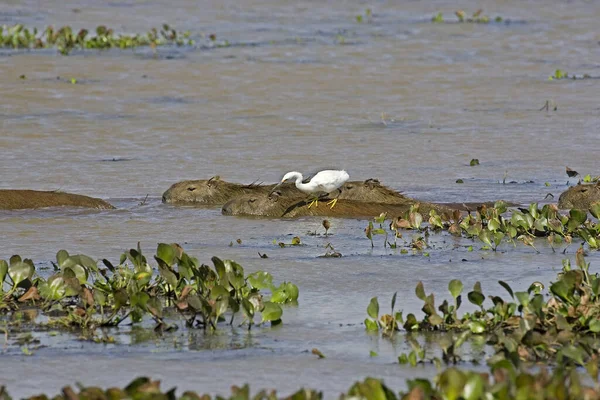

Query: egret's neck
[[291, 173, 311, 193]]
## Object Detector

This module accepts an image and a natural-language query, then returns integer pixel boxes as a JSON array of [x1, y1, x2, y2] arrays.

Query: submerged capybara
[[162, 177, 410, 206], [162, 176, 303, 205], [0, 190, 115, 210], [558, 183, 600, 210], [221, 190, 455, 218]]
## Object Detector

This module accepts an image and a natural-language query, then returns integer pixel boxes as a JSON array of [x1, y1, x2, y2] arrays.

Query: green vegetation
[[365, 201, 600, 251], [0, 24, 225, 55], [356, 8, 373, 23], [431, 10, 504, 24], [366, 249, 600, 369], [549, 69, 594, 80], [0, 243, 298, 335], [3, 366, 599, 400]]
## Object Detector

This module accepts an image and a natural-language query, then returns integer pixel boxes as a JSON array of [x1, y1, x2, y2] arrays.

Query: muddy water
[[1, 0, 600, 397]]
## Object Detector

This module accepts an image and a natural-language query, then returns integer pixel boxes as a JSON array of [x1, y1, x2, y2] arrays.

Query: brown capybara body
[[162, 177, 303, 205], [558, 183, 600, 210], [0, 190, 115, 210], [162, 177, 410, 206], [221, 191, 455, 218]]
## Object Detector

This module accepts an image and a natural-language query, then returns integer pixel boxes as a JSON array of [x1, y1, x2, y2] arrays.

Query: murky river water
[[1, 0, 600, 397]]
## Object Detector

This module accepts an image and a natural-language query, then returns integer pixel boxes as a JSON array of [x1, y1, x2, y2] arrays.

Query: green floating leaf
[[567, 209, 587, 231], [8, 261, 34, 286], [415, 281, 426, 301], [364, 318, 378, 331], [498, 280, 514, 299], [589, 318, 600, 333], [448, 279, 463, 299], [38, 274, 67, 300], [56, 249, 69, 267], [156, 243, 177, 266], [247, 271, 273, 290], [590, 201, 600, 219], [0, 259, 7, 285], [468, 320, 486, 334], [467, 291, 485, 307], [367, 297, 379, 320], [284, 282, 300, 301], [462, 373, 485, 400], [9, 255, 22, 266], [550, 280, 572, 303], [261, 301, 282, 323], [515, 291, 530, 307], [560, 344, 585, 365]]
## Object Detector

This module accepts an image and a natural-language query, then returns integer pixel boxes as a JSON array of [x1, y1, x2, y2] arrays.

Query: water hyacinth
[[366, 201, 600, 252], [366, 248, 600, 370], [0, 243, 299, 334], [3, 367, 599, 400], [0, 24, 218, 55]]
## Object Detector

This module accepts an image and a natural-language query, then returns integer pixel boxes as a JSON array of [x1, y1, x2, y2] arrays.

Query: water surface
[[1, 0, 599, 397]]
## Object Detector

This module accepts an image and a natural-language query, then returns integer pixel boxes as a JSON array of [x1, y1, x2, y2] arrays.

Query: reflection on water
[[1, 0, 600, 397]]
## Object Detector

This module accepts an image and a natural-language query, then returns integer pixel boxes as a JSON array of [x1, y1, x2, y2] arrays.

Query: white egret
[[276, 169, 350, 209]]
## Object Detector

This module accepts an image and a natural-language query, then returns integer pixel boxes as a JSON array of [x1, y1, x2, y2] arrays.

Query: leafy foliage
[[367, 201, 600, 251], [0, 24, 230, 55], [0, 243, 298, 332], [366, 248, 600, 368], [5, 366, 600, 400]]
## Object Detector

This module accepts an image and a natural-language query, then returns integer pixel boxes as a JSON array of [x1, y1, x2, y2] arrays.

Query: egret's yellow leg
[[326, 198, 338, 209], [307, 197, 319, 209]]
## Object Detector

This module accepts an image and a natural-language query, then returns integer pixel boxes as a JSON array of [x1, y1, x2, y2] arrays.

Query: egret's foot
[[307, 198, 319, 209], [326, 198, 338, 209]]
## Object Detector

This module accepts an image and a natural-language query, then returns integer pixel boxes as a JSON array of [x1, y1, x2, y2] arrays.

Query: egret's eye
[[187, 187, 196, 192]]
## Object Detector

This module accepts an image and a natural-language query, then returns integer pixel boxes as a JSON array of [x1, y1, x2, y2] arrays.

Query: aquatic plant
[[431, 10, 504, 24], [0, 244, 298, 333], [366, 249, 600, 367], [0, 24, 227, 55], [355, 8, 372, 23], [366, 200, 600, 251], [4, 364, 600, 400], [549, 69, 595, 81]]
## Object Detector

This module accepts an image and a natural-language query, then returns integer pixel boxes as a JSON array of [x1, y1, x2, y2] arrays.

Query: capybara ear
[[364, 178, 380, 189], [207, 176, 220, 187]]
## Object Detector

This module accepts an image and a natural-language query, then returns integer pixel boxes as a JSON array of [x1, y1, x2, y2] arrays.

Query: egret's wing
[[303, 167, 344, 183]]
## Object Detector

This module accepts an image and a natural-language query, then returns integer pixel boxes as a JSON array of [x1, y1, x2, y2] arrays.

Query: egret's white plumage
[[279, 169, 350, 208]]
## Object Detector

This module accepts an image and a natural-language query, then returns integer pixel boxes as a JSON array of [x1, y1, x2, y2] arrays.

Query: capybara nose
[[162, 194, 167, 203]]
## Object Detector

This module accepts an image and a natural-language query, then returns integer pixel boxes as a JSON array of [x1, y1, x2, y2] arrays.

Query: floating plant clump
[[3, 366, 599, 400], [0, 24, 228, 55], [432, 10, 505, 24], [0, 243, 299, 335], [366, 248, 600, 368], [366, 201, 600, 252], [549, 69, 597, 80]]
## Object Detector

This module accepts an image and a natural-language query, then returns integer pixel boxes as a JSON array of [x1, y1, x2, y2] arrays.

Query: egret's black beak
[[269, 181, 283, 195]]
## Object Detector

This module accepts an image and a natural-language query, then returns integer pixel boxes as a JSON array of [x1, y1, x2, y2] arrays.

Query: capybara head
[[338, 179, 406, 204], [558, 183, 600, 210], [222, 191, 288, 217], [162, 177, 251, 205]]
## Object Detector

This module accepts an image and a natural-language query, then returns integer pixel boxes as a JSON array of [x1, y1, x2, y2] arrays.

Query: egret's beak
[[270, 180, 284, 194]]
